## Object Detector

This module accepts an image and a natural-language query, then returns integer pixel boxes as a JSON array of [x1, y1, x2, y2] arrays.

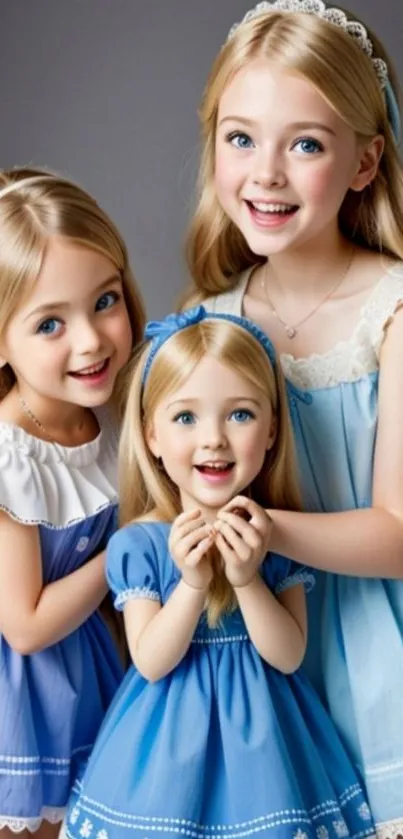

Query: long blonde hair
[[119, 317, 301, 625], [185, 8, 403, 299], [0, 167, 145, 410]]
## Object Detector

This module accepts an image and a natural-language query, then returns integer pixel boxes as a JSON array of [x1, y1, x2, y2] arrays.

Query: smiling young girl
[[64, 306, 374, 839], [0, 167, 144, 836], [181, 2, 403, 834]]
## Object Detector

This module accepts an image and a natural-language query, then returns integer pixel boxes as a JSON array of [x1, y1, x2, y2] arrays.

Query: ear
[[266, 414, 277, 450], [350, 135, 385, 192], [145, 422, 160, 458]]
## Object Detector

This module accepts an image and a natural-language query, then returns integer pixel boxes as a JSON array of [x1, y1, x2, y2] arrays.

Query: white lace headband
[[227, 0, 388, 88]]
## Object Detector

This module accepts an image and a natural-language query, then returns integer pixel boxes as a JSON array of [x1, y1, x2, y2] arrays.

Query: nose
[[73, 318, 103, 355], [200, 417, 227, 451], [252, 145, 287, 189]]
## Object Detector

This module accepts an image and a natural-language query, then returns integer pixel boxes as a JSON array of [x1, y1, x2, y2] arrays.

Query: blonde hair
[[119, 317, 301, 625], [185, 8, 403, 300], [0, 167, 145, 409]]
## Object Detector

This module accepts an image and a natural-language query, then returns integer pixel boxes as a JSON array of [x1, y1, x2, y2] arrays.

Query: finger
[[220, 496, 256, 517], [216, 512, 261, 550], [215, 521, 251, 561], [177, 523, 214, 558], [215, 532, 243, 566], [219, 504, 271, 536], [173, 512, 208, 543], [173, 508, 202, 530], [185, 534, 214, 567]]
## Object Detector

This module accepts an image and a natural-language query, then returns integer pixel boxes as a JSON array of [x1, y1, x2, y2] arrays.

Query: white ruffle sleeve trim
[[0, 407, 118, 529]]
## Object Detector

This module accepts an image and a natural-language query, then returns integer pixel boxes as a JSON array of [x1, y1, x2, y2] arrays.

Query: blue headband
[[142, 305, 277, 385], [385, 79, 401, 144]]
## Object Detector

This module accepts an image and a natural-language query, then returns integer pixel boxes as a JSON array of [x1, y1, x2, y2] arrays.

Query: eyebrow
[[23, 273, 121, 322], [166, 397, 262, 409], [218, 116, 336, 135]]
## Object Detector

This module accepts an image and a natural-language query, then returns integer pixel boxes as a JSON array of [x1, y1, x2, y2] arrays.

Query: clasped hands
[[168, 497, 272, 592]]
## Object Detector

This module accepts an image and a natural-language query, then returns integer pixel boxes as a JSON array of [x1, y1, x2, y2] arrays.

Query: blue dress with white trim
[[65, 521, 375, 839], [0, 408, 124, 833]]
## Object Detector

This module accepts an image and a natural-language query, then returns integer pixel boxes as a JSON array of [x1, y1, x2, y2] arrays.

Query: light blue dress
[[0, 408, 124, 832], [203, 264, 403, 837], [65, 521, 375, 839]]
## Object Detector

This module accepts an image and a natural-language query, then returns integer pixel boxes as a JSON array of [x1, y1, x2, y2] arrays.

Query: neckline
[[0, 406, 112, 467], [0, 405, 106, 451], [235, 261, 403, 366]]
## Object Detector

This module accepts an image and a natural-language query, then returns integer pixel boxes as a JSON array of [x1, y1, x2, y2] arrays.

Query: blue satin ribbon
[[142, 305, 278, 384]]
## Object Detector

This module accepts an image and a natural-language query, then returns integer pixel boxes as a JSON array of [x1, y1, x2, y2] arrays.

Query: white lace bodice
[[204, 263, 403, 390]]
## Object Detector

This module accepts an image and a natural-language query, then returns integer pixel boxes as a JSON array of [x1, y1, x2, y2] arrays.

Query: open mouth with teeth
[[247, 200, 299, 220], [195, 461, 235, 477], [69, 359, 110, 379]]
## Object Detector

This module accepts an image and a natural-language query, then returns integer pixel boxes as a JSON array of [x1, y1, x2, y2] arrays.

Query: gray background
[[1, 1, 402, 316]]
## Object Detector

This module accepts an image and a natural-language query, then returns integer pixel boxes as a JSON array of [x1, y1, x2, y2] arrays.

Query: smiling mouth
[[248, 200, 299, 213], [195, 461, 235, 476], [69, 359, 110, 377]]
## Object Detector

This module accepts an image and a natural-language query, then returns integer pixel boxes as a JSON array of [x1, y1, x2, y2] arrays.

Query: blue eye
[[230, 409, 254, 423], [36, 318, 62, 336], [173, 411, 196, 426], [227, 132, 255, 150], [292, 137, 323, 154], [96, 291, 120, 312]]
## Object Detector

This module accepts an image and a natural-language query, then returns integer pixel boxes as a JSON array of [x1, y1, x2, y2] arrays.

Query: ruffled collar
[[0, 407, 119, 528]]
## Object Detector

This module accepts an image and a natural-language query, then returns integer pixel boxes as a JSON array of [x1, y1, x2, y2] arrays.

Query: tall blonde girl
[[182, 2, 403, 834]]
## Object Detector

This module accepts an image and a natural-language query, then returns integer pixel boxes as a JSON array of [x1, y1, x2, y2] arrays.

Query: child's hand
[[169, 509, 214, 591], [215, 497, 272, 589]]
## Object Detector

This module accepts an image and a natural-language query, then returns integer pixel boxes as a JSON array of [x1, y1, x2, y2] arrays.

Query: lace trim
[[0, 807, 65, 833], [376, 819, 403, 839], [204, 264, 403, 390], [366, 757, 403, 777], [191, 634, 249, 644], [275, 569, 315, 594], [281, 267, 403, 389], [114, 588, 160, 610]]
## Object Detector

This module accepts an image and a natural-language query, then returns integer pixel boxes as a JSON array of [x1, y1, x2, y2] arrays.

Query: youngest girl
[[65, 306, 375, 839]]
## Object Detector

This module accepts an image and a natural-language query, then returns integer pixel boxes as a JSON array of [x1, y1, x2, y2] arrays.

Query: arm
[[214, 500, 306, 672], [112, 509, 214, 682], [235, 575, 307, 673], [269, 308, 403, 578], [123, 580, 206, 682], [0, 511, 108, 654]]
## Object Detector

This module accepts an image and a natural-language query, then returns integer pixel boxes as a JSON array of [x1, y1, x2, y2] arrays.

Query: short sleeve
[[261, 553, 315, 595], [106, 524, 162, 611]]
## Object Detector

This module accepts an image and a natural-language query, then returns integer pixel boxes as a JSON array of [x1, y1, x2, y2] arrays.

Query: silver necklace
[[19, 395, 54, 440], [260, 248, 355, 339]]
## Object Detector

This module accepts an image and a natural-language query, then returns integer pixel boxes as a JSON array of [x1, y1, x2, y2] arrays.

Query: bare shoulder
[[352, 248, 400, 291]]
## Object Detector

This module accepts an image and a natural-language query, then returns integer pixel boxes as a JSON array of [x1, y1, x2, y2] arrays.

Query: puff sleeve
[[106, 523, 162, 611], [261, 553, 315, 595]]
